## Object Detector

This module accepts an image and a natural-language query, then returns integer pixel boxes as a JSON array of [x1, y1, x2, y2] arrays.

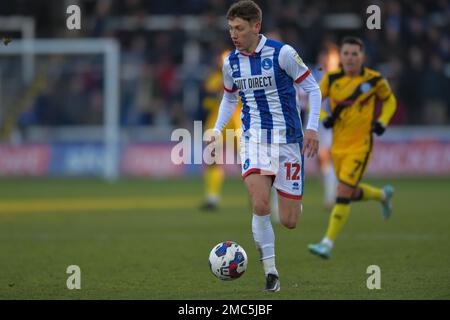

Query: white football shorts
[[240, 136, 304, 200]]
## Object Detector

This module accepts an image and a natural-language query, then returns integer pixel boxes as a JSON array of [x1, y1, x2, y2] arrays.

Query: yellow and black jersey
[[320, 67, 393, 154]]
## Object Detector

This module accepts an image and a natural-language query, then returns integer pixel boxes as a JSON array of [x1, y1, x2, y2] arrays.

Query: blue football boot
[[308, 243, 332, 260], [381, 185, 394, 220]]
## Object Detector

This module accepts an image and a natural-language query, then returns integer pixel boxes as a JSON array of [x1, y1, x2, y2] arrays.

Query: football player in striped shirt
[[210, 0, 322, 292]]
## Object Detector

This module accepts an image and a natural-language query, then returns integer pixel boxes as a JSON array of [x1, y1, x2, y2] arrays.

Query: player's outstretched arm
[[300, 76, 321, 158], [213, 91, 238, 133], [295, 70, 321, 158], [279, 44, 321, 157], [207, 91, 239, 157], [213, 54, 239, 135]]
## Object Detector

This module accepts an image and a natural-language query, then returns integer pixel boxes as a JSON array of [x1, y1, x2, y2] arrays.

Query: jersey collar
[[360, 67, 366, 76], [236, 34, 267, 56], [339, 66, 366, 77]]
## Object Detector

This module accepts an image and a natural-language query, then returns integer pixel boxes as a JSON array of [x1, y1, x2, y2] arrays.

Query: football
[[208, 241, 248, 281]]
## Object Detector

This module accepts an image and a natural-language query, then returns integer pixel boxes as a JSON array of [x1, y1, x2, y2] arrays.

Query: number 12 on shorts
[[285, 163, 301, 180]]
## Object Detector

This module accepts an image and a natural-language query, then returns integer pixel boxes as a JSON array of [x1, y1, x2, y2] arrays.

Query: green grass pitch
[[0, 177, 449, 299]]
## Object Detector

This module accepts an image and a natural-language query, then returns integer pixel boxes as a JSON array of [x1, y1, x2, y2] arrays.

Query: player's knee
[[253, 198, 270, 215], [281, 215, 297, 229], [337, 183, 355, 198], [282, 220, 297, 229], [280, 210, 299, 229], [351, 188, 363, 200]]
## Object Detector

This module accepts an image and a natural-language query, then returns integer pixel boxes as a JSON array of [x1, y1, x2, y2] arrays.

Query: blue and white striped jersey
[[222, 34, 316, 144]]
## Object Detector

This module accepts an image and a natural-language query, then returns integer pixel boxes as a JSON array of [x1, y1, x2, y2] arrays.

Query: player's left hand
[[372, 121, 386, 136], [303, 129, 319, 158]]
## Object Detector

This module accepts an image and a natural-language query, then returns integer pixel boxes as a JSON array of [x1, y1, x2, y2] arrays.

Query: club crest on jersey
[[360, 82, 372, 93], [262, 58, 273, 70], [231, 63, 240, 77], [243, 159, 250, 170]]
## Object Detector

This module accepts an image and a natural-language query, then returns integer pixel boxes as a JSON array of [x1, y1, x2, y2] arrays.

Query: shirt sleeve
[[293, 75, 322, 132], [374, 77, 396, 126], [378, 93, 397, 127], [213, 91, 239, 132], [222, 56, 238, 93], [279, 45, 311, 84], [375, 77, 393, 101]]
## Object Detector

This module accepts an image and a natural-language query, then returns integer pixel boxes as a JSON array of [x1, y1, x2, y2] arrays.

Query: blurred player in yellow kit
[[200, 50, 241, 211], [308, 37, 397, 259]]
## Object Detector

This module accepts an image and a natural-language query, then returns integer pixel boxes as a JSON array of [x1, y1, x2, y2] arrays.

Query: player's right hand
[[322, 116, 335, 129], [207, 128, 222, 158]]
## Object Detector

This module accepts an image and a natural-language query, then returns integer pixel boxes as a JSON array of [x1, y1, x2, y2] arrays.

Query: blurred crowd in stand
[[0, 0, 448, 129]]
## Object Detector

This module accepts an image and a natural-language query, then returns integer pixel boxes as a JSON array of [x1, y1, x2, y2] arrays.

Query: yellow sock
[[359, 183, 383, 201], [204, 165, 224, 201], [325, 203, 351, 242]]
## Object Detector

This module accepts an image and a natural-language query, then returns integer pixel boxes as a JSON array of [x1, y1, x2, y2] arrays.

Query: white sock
[[252, 213, 278, 276], [262, 257, 278, 276], [321, 237, 334, 249], [206, 194, 219, 204]]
